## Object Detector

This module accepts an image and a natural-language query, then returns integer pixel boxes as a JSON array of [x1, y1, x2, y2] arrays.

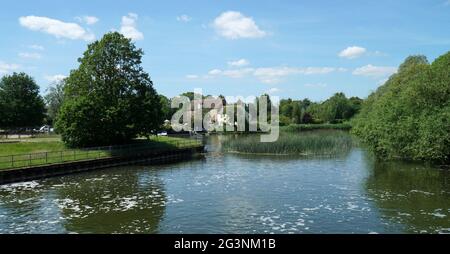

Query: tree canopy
[[55, 32, 162, 147], [0, 72, 45, 129], [44, 80, 65, 125], [352, 52, 450, 163]]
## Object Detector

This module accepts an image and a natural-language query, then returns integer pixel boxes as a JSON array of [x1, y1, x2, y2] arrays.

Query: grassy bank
[[281, 123, 352, 132], [0, 136, 201, 170], [222, 131, 354, 156]]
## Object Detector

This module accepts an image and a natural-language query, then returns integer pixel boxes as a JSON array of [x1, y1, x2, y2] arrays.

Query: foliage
[[279, 94, 361, 125], [352, 53, 450, 163], [44, 80, 65, 125], [0, 72, 45, 129], [55, 32, 162, 147]]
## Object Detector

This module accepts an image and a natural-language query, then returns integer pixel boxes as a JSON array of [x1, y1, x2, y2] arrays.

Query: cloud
[[353, 64, 397, 77], [19, 16, 95, 41], [338, 46, 367, 59], [222, 68, 254, 78], [44, 74, 67, 83], [186, 74, 199, 79], [189, 66, 338, 84], [177, 15, 192, 22], [29, 44, 44, 50], [75, 16, 99, 25], [253, 67, 298, 84], [228, 58, 250, 67], [19, 52, 42, 59], [120, 13, 144, 41], [213, 11, 267, 39], [254, 67, 336, 83], [304, 83, 327, 88], [208, 69, 222, 75], [0, 62, 20, 74]]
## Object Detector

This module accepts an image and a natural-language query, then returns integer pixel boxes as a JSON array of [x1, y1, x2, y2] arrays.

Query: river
[[0, 134, 449, 234]]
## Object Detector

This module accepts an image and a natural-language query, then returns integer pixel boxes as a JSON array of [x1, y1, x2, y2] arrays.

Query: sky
[[0, 0, 449, 101]]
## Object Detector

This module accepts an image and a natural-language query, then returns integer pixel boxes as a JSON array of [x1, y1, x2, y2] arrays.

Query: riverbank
[[0, 136, 203, 171], [0, 145, 204, 185]]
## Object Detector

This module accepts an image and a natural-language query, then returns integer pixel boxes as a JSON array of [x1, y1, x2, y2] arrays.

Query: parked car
[[157, 131, 168, 136], [34, 125, 53, 133]]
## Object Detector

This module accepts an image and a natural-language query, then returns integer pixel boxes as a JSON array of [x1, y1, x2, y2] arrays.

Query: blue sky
[[0, 0, 449, 101]]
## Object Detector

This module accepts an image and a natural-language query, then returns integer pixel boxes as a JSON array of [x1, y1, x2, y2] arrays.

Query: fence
[[0, 138, 202, 170]]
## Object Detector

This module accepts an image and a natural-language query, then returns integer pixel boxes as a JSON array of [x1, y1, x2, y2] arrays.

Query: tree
[[352, 52, 450, 163], [0, 72, 45, 129], [292, 102, 302, 124], [44, 80, 65, 125], [56, 32, 162, 147]]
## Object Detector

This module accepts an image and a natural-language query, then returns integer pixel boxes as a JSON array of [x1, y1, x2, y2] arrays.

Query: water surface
[[0, 135, 449, 234]]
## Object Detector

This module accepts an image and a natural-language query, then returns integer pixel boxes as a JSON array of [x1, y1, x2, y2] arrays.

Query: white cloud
[[254, 67, 336, 84], [304, 83, 327, 88], [75, 16, 99, 25], [213, 11, 267, 39], [208, 69, 222, 75], [120, 13, 144, 41], [187, 65, 338, 83], [338, 46, 367, 59], [298, 67, 336, 75], [19, 52, 42, 59], [228, 58, 249, 67], [186, 74, 199, 79], [177, 15, 192, 22], [253, 67, 298, 84], [353, 64, 397, 77], [19, 16, 95, 41], [44, 74, 67, 83], [0, 62, 20, 74], [29, 44, 44, 50], [222, 68, 254, 78]]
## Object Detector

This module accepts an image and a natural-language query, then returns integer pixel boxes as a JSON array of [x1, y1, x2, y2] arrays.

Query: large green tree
[[0, 72, 45, 129], [56, 32, 162, 147], [352, 52, 450, 163]]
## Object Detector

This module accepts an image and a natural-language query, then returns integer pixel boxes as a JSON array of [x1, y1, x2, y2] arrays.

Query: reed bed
[[222, 131, 354, 156]]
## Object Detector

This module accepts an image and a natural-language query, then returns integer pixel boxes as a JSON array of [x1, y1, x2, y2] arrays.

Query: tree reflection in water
[[365, 160, 450, 233], [55, 166, 166, 233]]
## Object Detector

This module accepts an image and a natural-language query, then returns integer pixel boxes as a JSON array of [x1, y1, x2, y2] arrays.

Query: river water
[[0, 135, 449, 234]]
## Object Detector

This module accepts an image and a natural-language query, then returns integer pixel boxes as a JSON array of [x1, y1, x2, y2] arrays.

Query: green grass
[[222, 130, 354, 156], [281, 123, 352, 132], [0, 136, 202, 170]]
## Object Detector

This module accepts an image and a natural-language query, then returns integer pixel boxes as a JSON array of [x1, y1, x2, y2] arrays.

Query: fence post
[[29, 154, 31, 167], [45, 152, 48, 164], [74, 150, 76, 161], [11, 155, 14, 168], [60, 151, 63, 163]]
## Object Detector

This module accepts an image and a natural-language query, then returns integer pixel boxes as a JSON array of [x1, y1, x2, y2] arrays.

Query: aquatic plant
[[222, 131, 354, 156]]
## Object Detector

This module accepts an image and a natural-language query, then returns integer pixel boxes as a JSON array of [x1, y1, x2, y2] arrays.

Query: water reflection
[[1, 134, 450, 234], [0, 167, 167, 233], [55, 168, 166, 233], [365, 161, 450, 233]]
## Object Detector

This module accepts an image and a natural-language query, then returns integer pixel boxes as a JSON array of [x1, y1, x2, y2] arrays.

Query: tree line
[[352, 52, 450, 163]]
